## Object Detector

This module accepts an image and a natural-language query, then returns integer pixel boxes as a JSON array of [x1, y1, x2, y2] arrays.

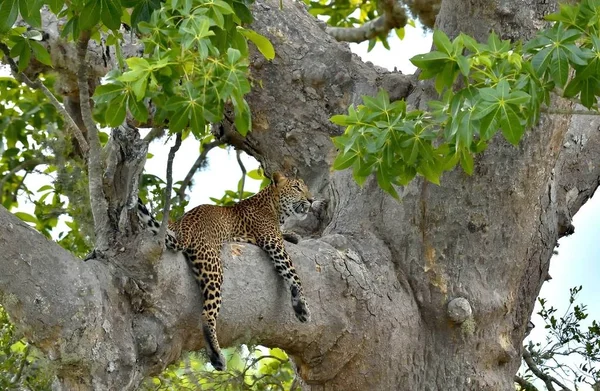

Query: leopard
[[137, 172, 314, 371]]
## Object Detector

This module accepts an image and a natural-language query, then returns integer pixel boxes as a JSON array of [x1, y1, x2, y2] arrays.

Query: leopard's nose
[[308, 197, 314, 204]]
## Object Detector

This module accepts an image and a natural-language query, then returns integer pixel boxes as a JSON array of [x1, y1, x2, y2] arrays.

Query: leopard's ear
[[272, 172, 288, 186]]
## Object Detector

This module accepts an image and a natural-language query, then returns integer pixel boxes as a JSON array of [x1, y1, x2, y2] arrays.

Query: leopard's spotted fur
[[137, 172, 313, 370]]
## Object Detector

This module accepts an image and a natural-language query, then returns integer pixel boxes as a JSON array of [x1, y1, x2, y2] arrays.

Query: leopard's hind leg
[[183, 246, 225, 371]]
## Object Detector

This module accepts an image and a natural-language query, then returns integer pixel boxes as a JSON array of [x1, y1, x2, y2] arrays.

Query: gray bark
[[1, 0, 599, 390]]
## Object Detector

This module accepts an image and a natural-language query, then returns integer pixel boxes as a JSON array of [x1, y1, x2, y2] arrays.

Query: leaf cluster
[[331, 0, 600, 197], [143, 345, 298, 390], [92, 0, 272, 142], [0, 305, 55, 390]]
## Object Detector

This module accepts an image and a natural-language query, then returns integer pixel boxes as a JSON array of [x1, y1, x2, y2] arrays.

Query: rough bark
[[1, 0, 599, 390]]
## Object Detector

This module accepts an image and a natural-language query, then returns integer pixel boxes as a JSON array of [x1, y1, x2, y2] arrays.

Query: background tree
[[1, 0, 600, 390]]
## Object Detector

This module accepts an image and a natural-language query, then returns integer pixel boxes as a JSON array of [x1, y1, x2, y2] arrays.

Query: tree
[[1, 0, 599, 390], [516, 287, 600, 391]]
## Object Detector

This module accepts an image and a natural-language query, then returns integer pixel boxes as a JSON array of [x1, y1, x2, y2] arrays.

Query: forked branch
[[522, 348, 572, 391], [325, 0, 408, 42]]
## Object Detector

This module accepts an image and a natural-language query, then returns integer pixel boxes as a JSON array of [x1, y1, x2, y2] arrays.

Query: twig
[[0, 159, 41, 196], [143, 127, 166, 143], [177, 139, 224, 203], [158, 133, 182, 242], [236, 149, 246, 200], [515, 375, 539, 390], [77, 31, 112, 252], [0, 43, 90, 156], [523, 348, 572, 391], [325, 0, 407, 43]]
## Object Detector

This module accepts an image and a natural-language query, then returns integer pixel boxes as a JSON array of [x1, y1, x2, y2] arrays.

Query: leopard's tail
[[137, 197, 161, 234], [136, 197, 180, 251]]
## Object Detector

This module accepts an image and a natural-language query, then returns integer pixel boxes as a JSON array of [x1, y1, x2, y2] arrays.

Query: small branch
[[77, 31, 112, 252], [325, 0, 408, 43], [158, 133, 182, 242], [176, 139, 224, 203], [236, 149, 246, 200], [0, 43, 90, 156], [523, 348, 572, 391], [143, 127, 166, 143], [0, 159, 41, 196], [515, 375, 539, 391]]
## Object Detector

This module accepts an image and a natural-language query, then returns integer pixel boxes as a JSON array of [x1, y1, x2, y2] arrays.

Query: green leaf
[[169, 106, 191, 133], [101, 0, 122, 30], [247, 169, 263, 180], [499, 105, 524, 145], [410, 51, 450, 69], [105, 94, 127, 126], [128, 94, 149, 122], [238, 28, 275, 60], [189, 104, 205, 138], [47, 0, 65, 13], [551, 49, 569, 88], [17, 43, 31, 72], [457, 55, 470, 76], [14, 212, 37, 223], [376, 164, 399, 199], [29, 41, 52, 66], [234, 100, 251, 136], [0, 0, 19, 33], [232, 0, 253, 24], [459, 149, 474, 175], [531, 46, 553, 76], [37, 185, 53, 192], [80, 0, 102, 30], [433, 30, 453, 55], [93, 83, 125, 103], [333, 150, 358, 170], [18, 0, 42, 28], [395, 27, 405, 40]]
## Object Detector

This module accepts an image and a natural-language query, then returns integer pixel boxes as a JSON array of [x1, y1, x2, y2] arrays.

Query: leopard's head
[[273, 172, 314, 223]]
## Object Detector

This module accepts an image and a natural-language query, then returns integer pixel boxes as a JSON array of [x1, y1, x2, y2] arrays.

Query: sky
[[2, 15, 599, 389]]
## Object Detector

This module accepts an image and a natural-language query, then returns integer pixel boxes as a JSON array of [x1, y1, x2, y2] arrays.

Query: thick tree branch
[[325, 0, 408, 42], [76, 32, 112, 251], [158, 133, 182, 242], [177, 139, 224, 203], [0, 204, 357, 390], [0, 43, 90, 156]]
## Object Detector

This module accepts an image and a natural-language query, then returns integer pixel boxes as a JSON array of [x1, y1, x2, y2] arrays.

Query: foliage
[[142, 346, 299, 390], [0, 75, 93, 257], [517, 286, 600, 390], [331, 0, 600, 197], [0, 305, 54, 390]]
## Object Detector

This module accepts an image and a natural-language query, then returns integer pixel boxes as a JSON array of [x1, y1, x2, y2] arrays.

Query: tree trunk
[[1, 0, 599, 390]]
